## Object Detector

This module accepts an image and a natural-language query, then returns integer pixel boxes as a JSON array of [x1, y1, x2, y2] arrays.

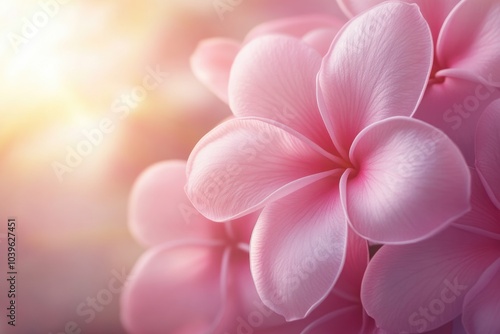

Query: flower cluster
[[121, 0, 500, 333]]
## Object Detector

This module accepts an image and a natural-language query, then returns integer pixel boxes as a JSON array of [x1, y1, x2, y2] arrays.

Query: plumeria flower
[[186, 2, 470, 320], [190, 15, 345, 103], [338, 0, 500, 164], [121, 160, 277, 333]]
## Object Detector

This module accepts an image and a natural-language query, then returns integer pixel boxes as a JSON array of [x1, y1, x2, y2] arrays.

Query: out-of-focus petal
[[121, 244, 224, 334], [186, 118, 335, 222], [302, 28, 339, 56], [229, 36, 333, 149], [345, 117, 470, 243], [250, 179, 348, 321], [190, 38, 240, 104], [437, 0, 500, 87], [453, 169, 500, 238], [337, 0, 459, 45], [415, 77, 500, 166], [332, 228, 368, 300], [362, 227, 500, 333], [243, 15, 345, 43], [301, 305, 362, 334], [318, 2, 432, 155], [462, 258, 500, 334], [476, 99, 500, 209], [129, 160, 217, 247]]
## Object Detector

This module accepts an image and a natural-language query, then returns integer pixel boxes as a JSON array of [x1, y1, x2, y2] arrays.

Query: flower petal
[[453, 169, 500, 239], [462, 258, 500, 334], [362, 227, 500, 333], [318, 2, 432, 155], [345, 117, 470, 243], [190, 38, 240, 104], [229, 35, 334, 149], [301, 305, 363, 334], [129, 160, 217, 247], [250, 178, 348, 321], [437, 0, 500, 87], [186, 118, 335, 222], [415, 77, 500, 166], [301, 28, 340, 56], [337, 0, 459, 44], [476, 99, 500, 209], [243, 15, 345, 43], [121, 243, 224, 334], [332, 228, 369, 301]]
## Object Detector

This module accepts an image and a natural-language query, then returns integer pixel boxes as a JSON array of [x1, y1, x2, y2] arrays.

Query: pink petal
[[362, 227, 500, 333], [190, 38, 240, 104], [302, 28, 340, 56], [121, 243, 225, 334], [462, 259, 500, 334], [415, 77, 500, 165], [437, 0, 500, 87], [332, 228, 369, 301], [345, 117, 470, 243], [336, 0, 383, 18], [337, 0, 459, 44], [411, 0, 460, 46], [476, 99, 500, 209], [129, 160, 217, 247], [243, 15, 345, 43], [318, 2, 432, 155], [301, 305, 363, 334], [186, 118, 336, 222], [229, 35, 334, 149], [250, 178, 348, 321], [452, 169, 500, 238]]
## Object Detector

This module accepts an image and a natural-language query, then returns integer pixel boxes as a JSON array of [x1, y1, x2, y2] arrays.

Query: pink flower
[[361, 101, 500, 333], [186, 2, 470, 320], [190, 15, 345, 104], [338, 0, 500, 164], [121, 161, 271, 334]]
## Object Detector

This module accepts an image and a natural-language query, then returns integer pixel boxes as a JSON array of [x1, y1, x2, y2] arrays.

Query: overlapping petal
[[415, 77, 500, 165], [362, 227, 500, 333], [437, 0, 500, 86], [186, 118, 336, 222], [128, 160, 217, 247], [301, 28, 340, 56], [476, 99, 500, 209], [229, 36, 333, 148], [190, 38, 240, 103], [338, 0, 459, 45], [243, 15, 345, 46], [121, 244, 225, 334], [318, 2, 432, 155], [250, 178, 348, 321], [453, 169, 500, 238], [462, 258, 500, 334], [344, 117, 470, 243]]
